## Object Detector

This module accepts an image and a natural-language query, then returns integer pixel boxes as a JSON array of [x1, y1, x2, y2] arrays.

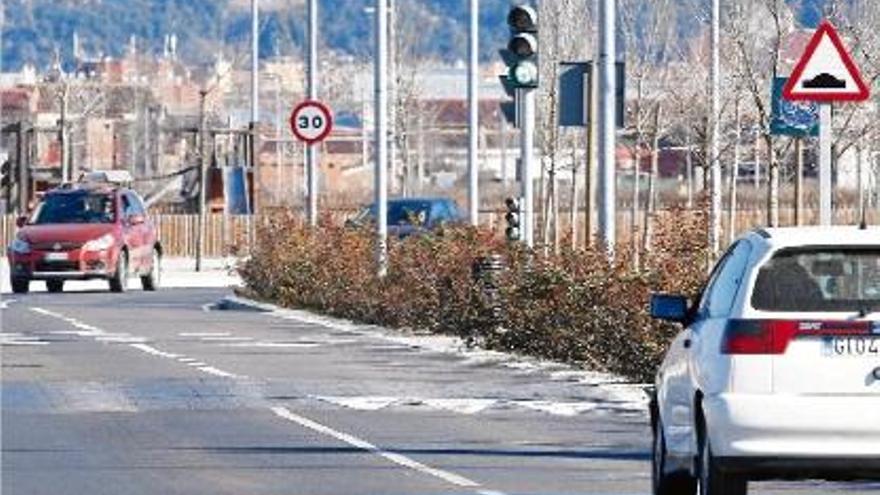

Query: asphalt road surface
[[2, 287, 878, 494]]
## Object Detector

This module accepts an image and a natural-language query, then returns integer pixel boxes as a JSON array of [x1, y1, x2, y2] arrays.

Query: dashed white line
[[198, 336, 253, 342], [130, 343, 179, 359], [179, 332, 231, 337], [197, 366, 238, 378], [29, 306, 243, 380], [270, 406, 490, 491]]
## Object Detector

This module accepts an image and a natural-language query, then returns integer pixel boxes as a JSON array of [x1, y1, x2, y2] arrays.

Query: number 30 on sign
[[289, 100, 334, 144]]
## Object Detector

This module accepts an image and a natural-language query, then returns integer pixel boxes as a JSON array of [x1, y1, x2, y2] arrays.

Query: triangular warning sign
[[783, 21, 870, 102]]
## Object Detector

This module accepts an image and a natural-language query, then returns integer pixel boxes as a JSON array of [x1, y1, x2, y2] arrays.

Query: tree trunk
[[642, 103, 662, 262]]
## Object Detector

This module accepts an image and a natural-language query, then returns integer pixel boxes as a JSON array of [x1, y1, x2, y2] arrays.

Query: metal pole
[[375, 0, 389, 276], [274, 77, 282, 206], [729, 97, 741, 244], [857, 140, 865, 226], [59, 85, 69, 182], [251, 0, 259, 124], [685, 134, 694, 208], [597, 0, 616, 256], [467, 0, 479, 226], [795, 138, 803, 226], [520, 87, 536, 248], [307, 0, 319, 226], [754, 127, 761, 190], [196, 90, 208, 272], [819, 103, 832, 225], [388, 0, 397, 196], [249, 0, 259, 249], [709, 0, 722, 258]]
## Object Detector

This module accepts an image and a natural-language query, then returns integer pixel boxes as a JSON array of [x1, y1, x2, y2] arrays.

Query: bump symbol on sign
[[783, 21, 870, 103]]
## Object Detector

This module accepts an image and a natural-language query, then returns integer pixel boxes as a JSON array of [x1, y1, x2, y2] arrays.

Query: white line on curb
[[269, 406, 498, 492]]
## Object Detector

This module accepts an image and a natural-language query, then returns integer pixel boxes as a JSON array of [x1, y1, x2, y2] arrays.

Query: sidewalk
[[0, 257, 242, 294]]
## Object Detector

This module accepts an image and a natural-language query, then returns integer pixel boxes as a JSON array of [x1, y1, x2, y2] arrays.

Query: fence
[[1, 207, 877, 258]]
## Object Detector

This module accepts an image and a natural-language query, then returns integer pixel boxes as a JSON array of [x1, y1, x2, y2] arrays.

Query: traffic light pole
[[518, 87, 535, 248]]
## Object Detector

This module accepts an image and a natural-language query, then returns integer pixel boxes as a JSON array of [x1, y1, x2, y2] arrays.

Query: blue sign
[[771, 77, 819, 137]]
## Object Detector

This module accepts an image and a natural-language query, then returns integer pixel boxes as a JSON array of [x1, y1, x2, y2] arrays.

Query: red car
[[7, 181, 162, 294]]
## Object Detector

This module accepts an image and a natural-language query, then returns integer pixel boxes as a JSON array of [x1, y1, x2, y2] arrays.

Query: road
[[2, 287, 878, 495]]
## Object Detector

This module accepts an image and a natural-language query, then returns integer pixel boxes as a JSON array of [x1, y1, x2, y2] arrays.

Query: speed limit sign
[[289, 100, 333, 144]]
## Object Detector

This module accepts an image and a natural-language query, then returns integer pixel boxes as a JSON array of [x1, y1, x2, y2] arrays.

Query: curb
[[217, 294, 275, 312]]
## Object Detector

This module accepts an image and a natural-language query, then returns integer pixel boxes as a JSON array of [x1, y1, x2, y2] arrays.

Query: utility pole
[[248, 0, 260, 248], [467, 0, 479, 226], [196, 90, 208, 272], [58, 85, 70, 182], [375, 0, 389, 277], [818, 103, 832, 225], [597, 0, 616, 256], [307, 0, 319, 226], [709, 0, 722, 257], [388, 0, 398, 195], [251, 0, 259, 125]]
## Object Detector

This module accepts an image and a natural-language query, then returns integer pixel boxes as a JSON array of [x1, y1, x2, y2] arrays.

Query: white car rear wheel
[[698, 418, 747, 495], [653, 418, 696, 495]]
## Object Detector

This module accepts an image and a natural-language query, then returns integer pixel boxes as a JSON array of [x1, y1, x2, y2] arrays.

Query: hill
[[1, 0, 822, 72]]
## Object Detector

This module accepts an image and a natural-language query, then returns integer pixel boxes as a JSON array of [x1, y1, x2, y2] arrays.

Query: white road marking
[[514, 400, 597, 417], [179, 332, 231, 337], [1, 340, 50, 346], [96, 334, 148, 343], [198, 336, 253, 342], [197, 366, 238, 378], [186, 361, 208, 367], [314, 396, 399, 411], [0, 298, 16, 309], [220, 341, 320, 348], [177, 357, 198, 363], [30, 307, 63, 318], [270, 406, 492, 491], [422, 398, 497, 415], [130, 343, 179, 359]]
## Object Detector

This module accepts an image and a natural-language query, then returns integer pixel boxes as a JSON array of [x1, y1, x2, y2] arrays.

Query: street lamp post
[[597, 0, 617, 256], [709, 0, 722, 258], [467, 0, 480, 226], [375, 0, 389, 277]]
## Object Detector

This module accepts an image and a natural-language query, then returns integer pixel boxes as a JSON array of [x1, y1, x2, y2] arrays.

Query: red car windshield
[[30, 192, 116, 225]]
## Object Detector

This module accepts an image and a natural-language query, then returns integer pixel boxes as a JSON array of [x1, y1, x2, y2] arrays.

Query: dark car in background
[[348, 197, 464, 238]]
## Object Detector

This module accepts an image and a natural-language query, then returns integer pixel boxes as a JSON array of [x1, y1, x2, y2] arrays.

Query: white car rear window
[[751, 248, 880, 313]]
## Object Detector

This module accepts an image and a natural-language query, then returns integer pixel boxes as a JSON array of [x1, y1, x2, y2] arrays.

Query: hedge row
[[238, 212, 708, 382]]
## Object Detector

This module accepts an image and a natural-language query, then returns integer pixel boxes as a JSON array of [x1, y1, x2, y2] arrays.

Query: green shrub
[[238, 210, 708, 382]]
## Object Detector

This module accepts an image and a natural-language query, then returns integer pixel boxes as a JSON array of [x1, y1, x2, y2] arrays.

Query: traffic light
[[505, 197, 522, 241], [501, 5, 538, 90]]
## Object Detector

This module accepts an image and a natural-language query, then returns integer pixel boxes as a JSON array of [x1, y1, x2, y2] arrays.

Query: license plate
[[44, 252, 68, 262], [823, 337, 880, 357]]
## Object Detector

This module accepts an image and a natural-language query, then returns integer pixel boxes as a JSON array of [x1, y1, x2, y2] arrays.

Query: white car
[[649, 226, 880, 495]]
